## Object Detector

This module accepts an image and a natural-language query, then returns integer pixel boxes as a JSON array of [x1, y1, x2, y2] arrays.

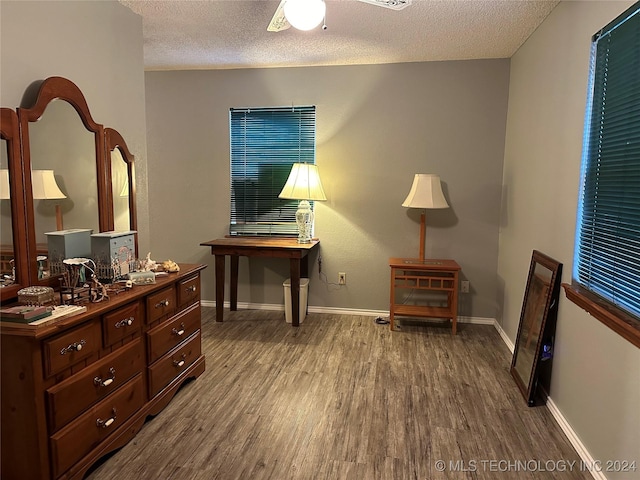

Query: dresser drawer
[[146, 286, 176, 324], [50, 374, 144, 478], [177, 274, 200, 309], [46, 338, 144, 433], [43, 321, 101, 378], [148, 330, 201, 398], [102, 301, 142, 347], [147, 303, 201, 364]]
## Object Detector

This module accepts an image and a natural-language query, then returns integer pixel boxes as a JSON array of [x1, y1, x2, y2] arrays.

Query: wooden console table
[[200, 237, 319, 326], [389, 258, 460, 334]]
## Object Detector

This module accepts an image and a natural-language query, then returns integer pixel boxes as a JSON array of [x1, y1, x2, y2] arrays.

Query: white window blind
[[574, 2, 640, 319], [229, 106, 316, 236]]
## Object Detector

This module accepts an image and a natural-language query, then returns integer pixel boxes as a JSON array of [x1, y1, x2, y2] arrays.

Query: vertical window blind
[[574, 2, 640, 319], [229, 106, 316, 236]]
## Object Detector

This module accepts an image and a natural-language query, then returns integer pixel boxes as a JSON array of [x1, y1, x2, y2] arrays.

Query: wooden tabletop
[[201, 237, 319, 252]]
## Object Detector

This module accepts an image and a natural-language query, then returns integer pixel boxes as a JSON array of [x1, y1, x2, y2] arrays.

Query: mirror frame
[[106, 127, 138, 254], [510, 250, 562, 406], [1, 77, 138, 300], [0, 108, 29, 302], [17, 77, 107, 287]]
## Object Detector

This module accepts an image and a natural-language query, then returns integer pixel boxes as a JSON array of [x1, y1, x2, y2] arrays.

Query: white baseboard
[[200, 300, 495, 323], [493, 319, 515, 353], [200, 300, 599, 479], [545, 398, 605, 480]]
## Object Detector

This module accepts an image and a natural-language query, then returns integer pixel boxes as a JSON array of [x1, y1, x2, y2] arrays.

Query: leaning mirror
[[511, 250, 562, 406]]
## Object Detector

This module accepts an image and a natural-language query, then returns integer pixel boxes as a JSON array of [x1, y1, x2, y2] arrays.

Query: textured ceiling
[[119, 0, 560, 71]]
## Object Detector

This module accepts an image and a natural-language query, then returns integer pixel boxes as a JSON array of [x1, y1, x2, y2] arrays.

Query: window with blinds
[[574, 2, 640, 320], [229, 106, 316, 236]]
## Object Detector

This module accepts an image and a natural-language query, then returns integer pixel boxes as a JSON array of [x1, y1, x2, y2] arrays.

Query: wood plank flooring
[[86, 309, 591, 480]]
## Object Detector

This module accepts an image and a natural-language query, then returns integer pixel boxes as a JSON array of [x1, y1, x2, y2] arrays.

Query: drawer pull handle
[[94, 367, 116, 388], [186, 285, 197, 293], [96, 408, 117, 428], [60, 339, 86, 355], [171, 322, 186, 336], [115, 317, 134, 328], [173, 353, 186, 368], [155, 299, 170, 308]]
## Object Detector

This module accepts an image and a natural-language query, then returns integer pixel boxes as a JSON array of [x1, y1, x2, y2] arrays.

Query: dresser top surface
[[0, 263, 206, 339]]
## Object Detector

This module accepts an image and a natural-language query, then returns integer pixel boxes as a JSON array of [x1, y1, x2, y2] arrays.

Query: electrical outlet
[[338, 272, 346, 285], [461, 280, 470, 293]]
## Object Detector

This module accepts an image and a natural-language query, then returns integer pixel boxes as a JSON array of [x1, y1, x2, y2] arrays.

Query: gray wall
[[145, 60, 510, 318], [0, 0, 150, 255], [498, 1, 639, 476], [5, 0, 636, 474]]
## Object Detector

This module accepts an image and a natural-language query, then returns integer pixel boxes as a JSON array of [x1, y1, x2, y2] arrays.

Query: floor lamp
[[402, 174, 449, 261]]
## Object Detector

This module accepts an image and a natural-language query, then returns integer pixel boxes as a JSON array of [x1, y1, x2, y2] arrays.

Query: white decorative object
[[278, 163, 327, 243], [140, 252, 157, 272]]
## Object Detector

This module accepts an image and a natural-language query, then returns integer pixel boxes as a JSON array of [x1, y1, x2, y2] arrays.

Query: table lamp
[[279, 163, 327, 243], [402, 173, 449, 261], [32, 169, 67, 231]]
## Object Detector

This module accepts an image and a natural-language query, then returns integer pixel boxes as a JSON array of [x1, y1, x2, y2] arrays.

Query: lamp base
[[296, 200, 314, 243]]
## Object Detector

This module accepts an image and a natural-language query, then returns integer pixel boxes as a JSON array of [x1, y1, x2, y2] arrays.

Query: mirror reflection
[[29, 99, 98, 277], [0, 143, 14, 286], [111, 148, 131, 231]]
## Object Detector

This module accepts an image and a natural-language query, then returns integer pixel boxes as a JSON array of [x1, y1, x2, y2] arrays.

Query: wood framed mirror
[[18, 76, 107, 286], [0, 77, 138, 299], [106, 127, 138, 253], [0, 108, 29, 302], [511, 250, 562, 406]]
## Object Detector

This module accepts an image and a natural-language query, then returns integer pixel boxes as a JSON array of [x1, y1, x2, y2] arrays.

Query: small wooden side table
[[389, 258, 461, 334]]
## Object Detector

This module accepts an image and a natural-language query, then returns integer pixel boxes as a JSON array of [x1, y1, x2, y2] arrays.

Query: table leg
[[389, 266, 395, 331], [451, 272, 458, 335], [290, 258, 301, 327], [301, 254, 309, 316], [230, 255, 239, 311], [214, 254, 225, 322]]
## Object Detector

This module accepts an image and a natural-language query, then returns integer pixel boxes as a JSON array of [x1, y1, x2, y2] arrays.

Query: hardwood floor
[[86, 308, 590, 479]]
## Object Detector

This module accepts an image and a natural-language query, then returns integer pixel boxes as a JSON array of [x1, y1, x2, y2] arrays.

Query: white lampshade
[[31, 170, 67, 200], [284, 0, 326, 31], [0, 169, 10, 200], [402, 174, 449, 209], [279, 163, 327, 201]]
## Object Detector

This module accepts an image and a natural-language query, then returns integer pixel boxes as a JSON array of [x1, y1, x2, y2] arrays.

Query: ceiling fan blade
[[267, 0, 291, 32], [357, 0, 411, 11]]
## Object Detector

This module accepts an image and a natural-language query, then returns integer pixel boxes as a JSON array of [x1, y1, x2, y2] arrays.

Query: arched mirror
[[18, 77, 107, 286], [0, 108, 29, 302], [106, 127, 138, 252]]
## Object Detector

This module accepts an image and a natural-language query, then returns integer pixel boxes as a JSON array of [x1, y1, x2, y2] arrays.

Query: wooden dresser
[[0, 263, 206, 480]]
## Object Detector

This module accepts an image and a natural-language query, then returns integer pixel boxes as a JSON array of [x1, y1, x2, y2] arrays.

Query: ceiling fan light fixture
[[283, 0, 326, 31]]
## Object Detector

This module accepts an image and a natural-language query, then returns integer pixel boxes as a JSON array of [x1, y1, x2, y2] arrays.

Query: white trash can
[[283, 278, 309, 323]]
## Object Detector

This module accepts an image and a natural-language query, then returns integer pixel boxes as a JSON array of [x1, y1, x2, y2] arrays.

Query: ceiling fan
[[267, 0, 411, 32]]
